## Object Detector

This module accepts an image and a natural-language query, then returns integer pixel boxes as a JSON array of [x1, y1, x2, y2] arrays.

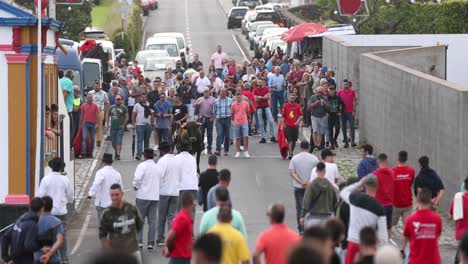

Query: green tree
[[56, 1, 92, 41]]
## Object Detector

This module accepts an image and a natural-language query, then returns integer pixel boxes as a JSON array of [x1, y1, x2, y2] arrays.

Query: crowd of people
[[4, 44, 468, 264]]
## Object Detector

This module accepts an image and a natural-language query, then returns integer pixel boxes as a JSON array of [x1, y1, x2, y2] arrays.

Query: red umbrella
[[281, 23, 328, 43], [339, 0, 363, 15]]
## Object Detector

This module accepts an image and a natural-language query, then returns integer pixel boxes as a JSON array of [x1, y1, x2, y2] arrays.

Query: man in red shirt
[[253, 203, 300, 264], [231, 92, 251, 158], [80, 93, 99, 158], [401, 188, 442, 264], [449, 177, 468, 242], [287, 63, 304, 89], [282, 94, 303, 159], [373, 153, 395, 233], [163, 192, 195, 264], [253, 78, 276, 144], [392, 150, 415, 230], [336, 79, 356, 148]]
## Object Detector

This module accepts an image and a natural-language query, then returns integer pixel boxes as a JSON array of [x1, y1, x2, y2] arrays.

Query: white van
[[145, 36, 181, 62], [152, 32, 188, 56]]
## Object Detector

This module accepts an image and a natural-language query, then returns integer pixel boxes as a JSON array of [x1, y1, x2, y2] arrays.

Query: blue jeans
[[136, 124, 152, 158], [169, 258, 191, 264], [157, 128, 172, 145], [81, 122, 96, 155], [135, 199, 158, 245], [341, 112, 355, 144], [271, 90, 284, 121], [215, 117, 231, 152], [256, 107, 275, 139], [157, 195, 178, 242], [215, 68, 224, 80], [199, 118, 214, 150]]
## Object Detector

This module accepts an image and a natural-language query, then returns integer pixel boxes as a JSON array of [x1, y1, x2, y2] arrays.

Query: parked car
[[247, 21, 273, 41], [255, 27, 288, 50], [152, 32, 188, 56], [145, 36, 181, 62], [80, 27, 107, 40], [254, 5, 274, 11], [235, 0, 262, 9], [135, 50, 171, 69], [265, 37, 286, 53], [251, 10, 286, 27], [143, 57, 176, 81], [227, 7, 249, 29], [250, 24, 278, 50], [241, 10, 256, 35]]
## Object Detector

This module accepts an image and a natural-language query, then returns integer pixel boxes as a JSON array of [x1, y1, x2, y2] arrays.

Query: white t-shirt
[[288, 152, 319, 189], [196, 77, 211, 94], [309, 162, 340, 189], [133, 102, 153, 125]]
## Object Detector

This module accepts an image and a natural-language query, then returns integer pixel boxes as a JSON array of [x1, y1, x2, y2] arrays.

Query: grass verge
[[91, 0, 121, 36]]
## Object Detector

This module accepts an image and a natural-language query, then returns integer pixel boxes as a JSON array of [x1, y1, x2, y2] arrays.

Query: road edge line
[[70, 213, 92, 256]]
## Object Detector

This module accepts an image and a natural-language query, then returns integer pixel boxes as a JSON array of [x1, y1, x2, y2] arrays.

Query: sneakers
[[288, 154, 293, 160], [156, 240, 165, 246], [270, 137, 277, 143], [244, 151, 250, 158], [115, 154, 120, 160], [135, 156, 141, 160], [214, 151, 221, 156], [207, 150, 213, 155], [139, 243, 143, 249], [259, 138, 266, 144], [147, 244, 154, 251], [344, 143, 349, 148], [153, 144, 159, 151], [351, 143, 357, 147], [235, 152, 241, 158], [240, 146, 244, 151], [97, 141, 101, 147]]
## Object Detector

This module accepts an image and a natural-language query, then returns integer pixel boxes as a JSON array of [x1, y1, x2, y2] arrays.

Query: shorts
[[285, 126, 299, 143], [233, 124, 249, 139], [311, 116, 327, 134], [110, 128, 124, 145], [383, 205, 393, 230], [391, 206, 412, 227]]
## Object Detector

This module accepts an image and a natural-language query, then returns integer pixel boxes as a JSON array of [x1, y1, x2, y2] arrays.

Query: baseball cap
[[363, 174, 378, 188], [300, 140, 309, 149], [321, 148, 335, 160]]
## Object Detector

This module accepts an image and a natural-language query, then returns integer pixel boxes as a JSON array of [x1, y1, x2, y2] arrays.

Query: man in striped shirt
[[340, 174, 388, 264], [213, 88, 233, 156]]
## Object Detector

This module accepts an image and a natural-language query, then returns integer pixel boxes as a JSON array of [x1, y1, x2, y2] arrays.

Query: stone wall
[[359, 46, 467, 208]]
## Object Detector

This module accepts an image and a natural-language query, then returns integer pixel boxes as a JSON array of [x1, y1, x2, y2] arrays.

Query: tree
[[56, 1, 92, 41]]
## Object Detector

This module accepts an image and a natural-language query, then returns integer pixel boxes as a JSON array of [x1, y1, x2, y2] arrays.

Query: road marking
[[232, 34, 248, 61], [70, 213, 91, 256]]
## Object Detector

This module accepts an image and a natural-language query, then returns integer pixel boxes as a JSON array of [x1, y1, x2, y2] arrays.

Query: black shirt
[[192, 61, 203, 70], [327, 95, 345, 114], [147, 90, 160, 109], [177, 84, 195, 105], [198, 168, 219, 211], [172, 104, 188, 122]]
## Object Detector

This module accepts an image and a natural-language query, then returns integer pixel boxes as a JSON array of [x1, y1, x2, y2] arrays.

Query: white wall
[[0, 27, 12, 45], [328, 34, 468, 87], [0, 52, 9, 203]]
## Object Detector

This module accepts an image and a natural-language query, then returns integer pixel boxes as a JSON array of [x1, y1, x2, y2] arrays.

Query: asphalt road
[[67, 1, 293, 262]]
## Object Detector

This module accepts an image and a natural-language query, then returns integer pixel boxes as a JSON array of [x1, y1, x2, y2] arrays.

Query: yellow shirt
[[208, 223, 250, 264]]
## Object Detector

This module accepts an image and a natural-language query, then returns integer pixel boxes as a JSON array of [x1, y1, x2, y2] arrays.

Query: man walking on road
[[199, 155, 219, 212], [196, 87, 216, 154], [373, 153, 395, 233], [211, 45, 226, 79], [308, 86, 329, 151], [88, 80, 110, 147], [175, 140, 198, 219], [414, 156, 445, 211], [88, 153, 123, 220], [213, 88, 233, 156], [231, 92, 251, 158], [133, 148, 161, 250], [337, 79, 357, 148], [156, 141, 179, 246], [357, 144, 378, 179], [309, 149, 341, 189], [80, 93, 99, 158], [100, 184, 143, 263], [153, 93, 173, 145], [132, 94, 153, 160], [38, 157, 74, 263], [282, 93, 303, 159], [106, 95, 128, 160], [269, 66, 286, 123], [163, 192, 195, 264], [253, 203, 300, 264], [327, 85, 344, 149], [289, 141, 319, 233], [253, 78, 276, 144], [206, 169, 232, 211], [391, 150, 415, 230]]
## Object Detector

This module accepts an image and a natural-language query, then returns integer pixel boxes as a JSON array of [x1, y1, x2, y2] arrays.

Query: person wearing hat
[[133, 148, 161, 250], [88, 153, 123, 220], [309, 149, 341, 189], [340, 175, 388, 264], [37, 157, 74, 263], [289, 140, 319, 233]]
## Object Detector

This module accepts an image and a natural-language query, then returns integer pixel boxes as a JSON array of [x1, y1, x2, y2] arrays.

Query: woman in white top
[[242, 66, 256, 82]]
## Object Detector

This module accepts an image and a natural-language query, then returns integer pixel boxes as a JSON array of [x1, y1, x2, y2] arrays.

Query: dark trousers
[[55, 214, 68, 262], [215, 117, 231, 152], [157, 128, 172, 145], [199, 117, 214, 150], [328, 114, 341, 144], [341, 112, 355, 144], [271, 90, 284, 121], [294, 187, 305, 233]]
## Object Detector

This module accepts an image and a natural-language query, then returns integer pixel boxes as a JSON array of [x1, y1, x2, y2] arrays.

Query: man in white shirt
[[288, 141, 319, 233], [133, 148, 161, 250], [209, 73, 224, 96], [87, 153, 123, 220], [211, 45, 226, 79], [309, 149, 341, 190], [175, 139, 198, 220], [195, 70, 211, 97], [156, 141, 179, 246], [132, 94, 153, 160], [37, 157, 74, 263]]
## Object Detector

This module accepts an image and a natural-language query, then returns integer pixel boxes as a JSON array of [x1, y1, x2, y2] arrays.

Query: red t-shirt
[[374, 167, 395, 206], [81, 102, 99, 123], [337, 88, 356, 113], [403, 209, 442, 264], [449, 193, 468, 240], [392, 165, 416, 208], [170, 209, 193, 258], [282, 102, 303, 128], [227, 65, 236, 84], [255, 224, 301, 264], [242, 90, 256, 113], [288, 70, 304, 85], [253, 86, 270, 108]]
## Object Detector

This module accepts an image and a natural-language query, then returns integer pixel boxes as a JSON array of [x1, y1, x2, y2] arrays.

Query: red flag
[[277, 120, 289, 159]]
